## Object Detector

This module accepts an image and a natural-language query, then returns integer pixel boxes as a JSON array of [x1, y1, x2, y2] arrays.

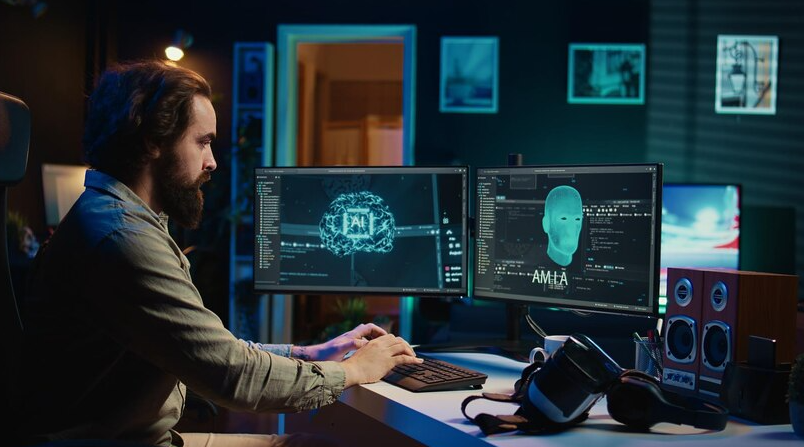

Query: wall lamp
[[165, 29, 194, 62]]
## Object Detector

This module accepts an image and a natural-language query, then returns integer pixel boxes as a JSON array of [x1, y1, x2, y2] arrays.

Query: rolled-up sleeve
[[86, 224, 345, 413], [240, 340, 292, 358]]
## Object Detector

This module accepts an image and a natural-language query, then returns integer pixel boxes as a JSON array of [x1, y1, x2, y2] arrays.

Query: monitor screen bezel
[[252, 165, 470, 296], [471, 162, 663, 319]]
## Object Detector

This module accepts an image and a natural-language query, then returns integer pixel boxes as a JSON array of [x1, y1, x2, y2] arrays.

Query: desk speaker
[[697, 269, 798, 399], [662, 268, 705, 395]]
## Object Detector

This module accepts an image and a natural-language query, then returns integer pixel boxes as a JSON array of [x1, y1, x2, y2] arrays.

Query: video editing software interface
[[253, 166, 468, 295], [473, 164, 662, 316]]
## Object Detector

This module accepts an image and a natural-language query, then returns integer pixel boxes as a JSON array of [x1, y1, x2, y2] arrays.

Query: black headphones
[[524, 334, 730, 432], [607, 369, 729, 431], [462, 335, 730, 436]]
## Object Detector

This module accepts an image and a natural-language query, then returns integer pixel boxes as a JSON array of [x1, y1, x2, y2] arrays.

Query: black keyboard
[[382, 356, 488, 392]]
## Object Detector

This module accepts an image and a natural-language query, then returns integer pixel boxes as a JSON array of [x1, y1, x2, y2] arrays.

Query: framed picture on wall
[[237, 46, 268, 105], [567, 43, 646, 105], [715, 35, 778, 115], [440, 36, 499, 113]]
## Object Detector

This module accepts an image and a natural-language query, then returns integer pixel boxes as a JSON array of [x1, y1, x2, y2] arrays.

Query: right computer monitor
[[473, 163, 662, 318], [659, 183, 741, 306]]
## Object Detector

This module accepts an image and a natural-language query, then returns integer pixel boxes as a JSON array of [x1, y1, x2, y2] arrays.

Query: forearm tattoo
[[292, 346, 311, 361]]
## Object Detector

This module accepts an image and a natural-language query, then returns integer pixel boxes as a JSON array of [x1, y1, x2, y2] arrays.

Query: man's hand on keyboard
[[296, 323, 389, 361], [341, 334, 423, 387]]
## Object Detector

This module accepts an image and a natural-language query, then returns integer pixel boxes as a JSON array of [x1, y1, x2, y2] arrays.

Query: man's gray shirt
[[15, 170, 345, 446]]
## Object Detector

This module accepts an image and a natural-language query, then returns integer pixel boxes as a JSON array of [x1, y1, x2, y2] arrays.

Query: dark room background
[[2, 0, 802, 337]]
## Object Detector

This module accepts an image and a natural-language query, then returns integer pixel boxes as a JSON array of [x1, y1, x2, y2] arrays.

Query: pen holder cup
[[634, 340, 663, 379]]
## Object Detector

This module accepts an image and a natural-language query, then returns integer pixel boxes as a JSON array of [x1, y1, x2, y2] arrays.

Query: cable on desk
[[525, 313, 548, 339]]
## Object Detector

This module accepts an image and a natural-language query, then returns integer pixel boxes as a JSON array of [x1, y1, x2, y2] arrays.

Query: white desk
[[284, 352, 800, 446]]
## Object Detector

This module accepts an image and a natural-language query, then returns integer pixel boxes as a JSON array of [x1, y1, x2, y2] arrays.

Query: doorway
[[296, 42, 404, 167], [276, 25, 416, 167], [274, 25, 417, 344]]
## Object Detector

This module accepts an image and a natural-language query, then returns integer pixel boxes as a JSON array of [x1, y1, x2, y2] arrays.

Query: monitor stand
[[417, 153, 536, 363], [414, 339, 533, 363], [415, 303, 534, 363]]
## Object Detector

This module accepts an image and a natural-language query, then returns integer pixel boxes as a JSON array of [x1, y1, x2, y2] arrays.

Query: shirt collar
[[84, 169, 169, 227]]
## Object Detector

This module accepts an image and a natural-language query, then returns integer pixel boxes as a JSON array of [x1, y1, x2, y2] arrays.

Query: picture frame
[[715, 35, 778, 115], [236, 45, 269, 105], [439, 36, 499, 113], [567, 43, 646, 105]]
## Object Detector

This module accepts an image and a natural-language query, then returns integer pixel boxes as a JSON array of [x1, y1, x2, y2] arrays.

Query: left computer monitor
[[253, 166, 469, 295], [42, 163, 87, 227]]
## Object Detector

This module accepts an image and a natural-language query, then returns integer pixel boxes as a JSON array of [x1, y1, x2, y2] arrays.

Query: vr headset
[[462, 333, 729, 435]]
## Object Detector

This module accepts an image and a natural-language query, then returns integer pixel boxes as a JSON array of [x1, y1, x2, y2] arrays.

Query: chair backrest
[[1, 91, 31, 421], [0, 91, 31, 185], [1, 91, 30, 335]]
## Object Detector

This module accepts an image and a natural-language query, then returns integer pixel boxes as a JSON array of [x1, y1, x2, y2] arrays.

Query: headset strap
[[460, 393, 529, 435], [461, 392, 590, 436], [461, 361, 590, 436]]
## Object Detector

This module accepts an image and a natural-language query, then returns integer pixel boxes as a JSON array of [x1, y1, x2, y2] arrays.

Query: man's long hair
[[83, 60, 212, 183]]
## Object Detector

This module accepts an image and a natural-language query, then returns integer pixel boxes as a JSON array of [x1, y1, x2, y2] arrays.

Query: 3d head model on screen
[[542, 185, 583, 267]]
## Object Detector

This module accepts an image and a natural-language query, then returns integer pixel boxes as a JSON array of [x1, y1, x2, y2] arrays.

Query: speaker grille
[[673, 277, 693, 307], [665, 316, 697, 363], [702, 321, 731, 371], [710, 281, 728, 312]]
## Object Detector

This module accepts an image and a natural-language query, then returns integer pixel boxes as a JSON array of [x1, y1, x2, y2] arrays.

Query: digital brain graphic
[[319, 191, 396, 256]]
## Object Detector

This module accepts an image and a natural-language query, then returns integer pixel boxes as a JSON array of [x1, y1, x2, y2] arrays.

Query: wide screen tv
[[659, 183, 741, 306]]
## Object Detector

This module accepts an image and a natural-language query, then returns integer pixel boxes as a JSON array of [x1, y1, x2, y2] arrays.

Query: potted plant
[[319, 297, 393, 343], [790, 353, 804, 438]]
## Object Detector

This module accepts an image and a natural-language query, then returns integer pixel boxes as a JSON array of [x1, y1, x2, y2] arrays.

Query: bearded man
[[12, 60, 420, 447]]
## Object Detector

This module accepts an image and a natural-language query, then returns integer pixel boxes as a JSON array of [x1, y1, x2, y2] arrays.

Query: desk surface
[[331, 352, 799, 446]]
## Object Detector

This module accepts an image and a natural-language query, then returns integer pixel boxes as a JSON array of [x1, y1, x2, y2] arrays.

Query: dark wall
[[0, 0, 90, 234], [111, 0, 649, 169], [1, 0, 649, 237], [411, 0, 650, 167], [647, 0, 804, 296]]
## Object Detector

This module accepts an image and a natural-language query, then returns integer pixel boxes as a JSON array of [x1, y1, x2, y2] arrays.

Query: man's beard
[[156, 155, 211, 229]]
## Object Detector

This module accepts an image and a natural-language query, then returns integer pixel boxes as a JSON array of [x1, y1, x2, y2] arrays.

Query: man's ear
[[542, 215, 550, 234], [144, 140, 161, 160]]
